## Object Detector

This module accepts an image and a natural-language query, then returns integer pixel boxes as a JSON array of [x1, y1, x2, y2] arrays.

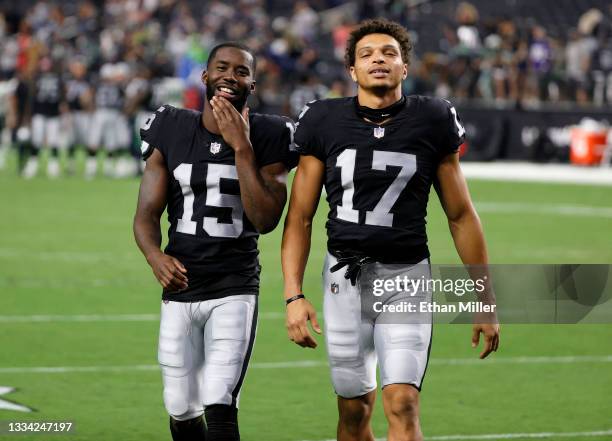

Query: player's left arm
[[435, 152, 500, 359], [210, 96, 287, 233]]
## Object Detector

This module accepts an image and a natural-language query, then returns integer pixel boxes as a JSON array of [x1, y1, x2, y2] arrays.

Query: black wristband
[[285, 294, 305, 305]]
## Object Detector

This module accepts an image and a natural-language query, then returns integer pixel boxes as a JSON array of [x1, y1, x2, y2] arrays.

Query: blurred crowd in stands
[[0, 0, 610, 178]]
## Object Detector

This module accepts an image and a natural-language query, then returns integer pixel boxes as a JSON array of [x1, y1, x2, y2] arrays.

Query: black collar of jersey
[[354, 95, 406, 124]]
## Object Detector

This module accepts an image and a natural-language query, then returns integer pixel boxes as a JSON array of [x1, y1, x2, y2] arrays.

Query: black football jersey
[[95, 82, 123, 109], [293, 95, 465, 264], [126, 77, 155, 111], [65, 77, 90, 111], [140, 105, 296, 301], [32, 73, 62, 116]]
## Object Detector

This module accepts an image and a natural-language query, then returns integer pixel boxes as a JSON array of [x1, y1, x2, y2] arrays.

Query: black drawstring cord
[[330, 254, 373, 286]]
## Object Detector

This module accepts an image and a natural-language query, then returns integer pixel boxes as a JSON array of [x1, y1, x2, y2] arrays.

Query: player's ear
[[249, 80, 256, 93], [402, 63, 408, 80], [349, 66, 357, 82], [201, 70, 208, 85]]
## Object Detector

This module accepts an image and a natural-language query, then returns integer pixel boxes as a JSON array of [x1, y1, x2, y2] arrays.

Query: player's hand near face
[[286, 298, 321, 349], [147, 252, 188, 292], [210, 96, 250, 151]]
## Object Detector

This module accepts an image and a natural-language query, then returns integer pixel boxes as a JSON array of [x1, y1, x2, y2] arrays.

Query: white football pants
[[158, 294, 257, 421]]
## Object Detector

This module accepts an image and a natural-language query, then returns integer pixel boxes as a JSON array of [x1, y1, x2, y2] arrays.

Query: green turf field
[[0, 159, 611, 441]]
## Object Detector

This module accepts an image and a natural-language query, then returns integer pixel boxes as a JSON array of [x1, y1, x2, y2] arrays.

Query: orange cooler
[[570, 128, 608, 165]]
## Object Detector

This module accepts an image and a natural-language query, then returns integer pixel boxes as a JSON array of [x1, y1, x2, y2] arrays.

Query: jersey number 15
[[173, 163, 244, 238]]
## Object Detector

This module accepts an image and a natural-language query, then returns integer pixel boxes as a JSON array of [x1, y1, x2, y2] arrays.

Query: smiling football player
[[134, 42, 295, 441], [282, 19, 500, 441]]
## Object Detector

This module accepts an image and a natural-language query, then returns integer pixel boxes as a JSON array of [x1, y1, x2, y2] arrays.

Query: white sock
[[47, 158, 60, 178], [85, 157, 97, 179], [22, 157, 39, 179]]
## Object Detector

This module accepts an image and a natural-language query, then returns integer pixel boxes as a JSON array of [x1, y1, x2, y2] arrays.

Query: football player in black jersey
[[64, 59, 93, 175], [282, 19, 500, 441], [24, 57, 65, 178], [134, 42, 295, 441]]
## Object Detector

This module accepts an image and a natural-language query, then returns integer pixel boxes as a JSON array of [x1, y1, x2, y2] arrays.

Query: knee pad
[[205, 404, 239, 441], [377, 324, 432, 390], [331, 366, 377, 399], [163, 382, 192, 421], [326, 325, 377, 399]]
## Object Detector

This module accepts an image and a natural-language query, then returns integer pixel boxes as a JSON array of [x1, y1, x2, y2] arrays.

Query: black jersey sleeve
[[293, 100, 328, 161], [250, 114, 298, 169], [139, 104, 174, 160], [436, 98, 466, 156]]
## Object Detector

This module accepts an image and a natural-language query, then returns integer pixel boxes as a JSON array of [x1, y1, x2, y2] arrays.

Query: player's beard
[[369, 84, 396, 96], [358, 68, 403, 96], [205, 80, 250, 112], [365, 76, 402, 96]]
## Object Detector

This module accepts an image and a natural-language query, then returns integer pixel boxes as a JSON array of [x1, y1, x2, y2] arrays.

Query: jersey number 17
[[336, 150, 416, 227]]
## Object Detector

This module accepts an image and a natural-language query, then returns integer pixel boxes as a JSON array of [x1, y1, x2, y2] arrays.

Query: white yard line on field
[[300, 429, 612, 441], [0, 312, 286, 322], [0, 314, 160, 323], [461, 162, 612, 186], [0, 249, 138, 262], [426, 431, 612, 440], [475, 202, 612, 218], [0, 360, 327, 374], [0, 355, 610, 375]]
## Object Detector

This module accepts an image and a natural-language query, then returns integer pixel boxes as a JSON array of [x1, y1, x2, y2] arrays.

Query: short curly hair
[[345, 18, 413, 68]]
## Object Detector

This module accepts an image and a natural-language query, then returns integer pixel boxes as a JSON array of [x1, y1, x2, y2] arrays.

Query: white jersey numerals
[[366, 151, 417, 227], [335, 149, 417, 227], [449, 106, 465, 138], [37, 77, 60, 102], [335, 149, 359, 223], [172, 163, 244, 238], [285, 121, 295, 146], [173, 164, 197, 235], [141, 106, 165, 132], [443, 100, 465, 138], [141, 113, 156, 132], [203, 164, 244, 238]]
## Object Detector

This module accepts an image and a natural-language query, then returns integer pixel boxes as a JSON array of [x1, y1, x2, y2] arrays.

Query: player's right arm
[[133, 149, 188, 291], [281, 154, 325, 349]]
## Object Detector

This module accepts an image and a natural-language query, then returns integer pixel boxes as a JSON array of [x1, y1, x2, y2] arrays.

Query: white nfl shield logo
[[373, 127, 385, 138], [210, 142, 221, 154]]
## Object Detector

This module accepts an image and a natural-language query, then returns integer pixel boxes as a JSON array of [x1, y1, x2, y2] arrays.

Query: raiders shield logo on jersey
[[373, 127, 385, 138], [210, 142, 221, 154]]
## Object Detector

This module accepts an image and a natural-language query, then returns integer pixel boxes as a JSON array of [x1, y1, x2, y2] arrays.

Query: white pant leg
[[371, 259, 433, 391], [101, 109, 116, 151], [88, 110, 106, 150], [45, 117, 60, 149], [374, 321, 432, 391], [31, 114, 45, 148], [103, 111, 130, 152], [202, 294, 257, 408], [323, 253, 377, 399], [158, 301, 205, 421], [59, 114, 73, 149], [74, 112, 92, 146], [159, 294, 258, 419], [117, 114, 131, 149]]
